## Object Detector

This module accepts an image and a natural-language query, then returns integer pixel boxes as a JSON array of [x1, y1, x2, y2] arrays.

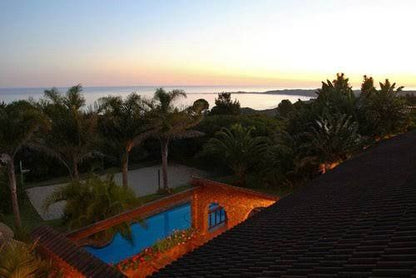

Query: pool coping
[[67, 187, 196, 241], [83, 201, 193, 264]]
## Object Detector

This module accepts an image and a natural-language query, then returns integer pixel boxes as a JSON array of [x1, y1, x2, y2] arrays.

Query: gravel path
[[26, 164, 208, 220]]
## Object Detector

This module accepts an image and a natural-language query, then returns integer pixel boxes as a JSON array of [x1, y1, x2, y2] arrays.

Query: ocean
[[0, 86, 314, 110]]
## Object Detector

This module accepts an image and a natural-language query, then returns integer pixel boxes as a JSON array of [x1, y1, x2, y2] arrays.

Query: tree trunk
[[122, 150, 129, 188], [73, 159, 79, 180], [7, 158, 21, 228], [161, 138, 169, 190]]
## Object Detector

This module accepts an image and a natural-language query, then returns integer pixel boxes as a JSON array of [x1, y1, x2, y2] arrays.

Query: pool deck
[[26, 164, 208, 220]]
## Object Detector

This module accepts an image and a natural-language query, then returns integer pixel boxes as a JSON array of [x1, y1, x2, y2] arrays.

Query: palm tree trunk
[[73, 159, 79, 180], [7, 158, 21, 228], [122, 150, 129, 187], [161, 138, 169, 190]]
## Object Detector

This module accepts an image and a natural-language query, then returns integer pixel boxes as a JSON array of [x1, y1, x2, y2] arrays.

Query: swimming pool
[[84, 202, 191, 264]]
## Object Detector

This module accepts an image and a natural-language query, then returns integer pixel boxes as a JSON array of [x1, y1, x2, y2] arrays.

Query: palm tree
[[203, 124, 268, 185], [303, 113, 362, 173], [0, 101, 48, 227], [44, 175, 139, 241], [359, 79, 408, 138], [150, 89, 206, 191], [35, 85, 98, 180], [98, 93, 158, 187], [316, 73, 357, 118], [0, 241, 48, 277]]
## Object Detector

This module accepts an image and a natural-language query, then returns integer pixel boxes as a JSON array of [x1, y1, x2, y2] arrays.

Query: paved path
[[26, 164, 208, 221]]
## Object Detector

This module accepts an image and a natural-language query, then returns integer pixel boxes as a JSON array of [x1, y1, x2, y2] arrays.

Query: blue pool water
[[84, 203, 191, 264]]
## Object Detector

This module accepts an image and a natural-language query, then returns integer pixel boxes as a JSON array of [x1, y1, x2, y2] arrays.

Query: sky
[[0, 0, 415, 88]]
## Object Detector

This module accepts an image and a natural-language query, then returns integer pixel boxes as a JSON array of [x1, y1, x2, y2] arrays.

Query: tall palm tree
[[203, 124, 268, 185], [150, 89, 206, 191], [0, 101, 48, 227], [98, 93, 158, 187], [35, 85, 98, 180]]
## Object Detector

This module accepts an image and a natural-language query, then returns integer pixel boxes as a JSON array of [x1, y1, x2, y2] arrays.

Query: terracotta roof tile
[[32, 226, 125, 278], [153, 130, 416, 277]]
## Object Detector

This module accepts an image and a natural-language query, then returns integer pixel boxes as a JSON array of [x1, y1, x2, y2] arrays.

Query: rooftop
[[32, 226, 125, 278], [153, 130, 416, 277]]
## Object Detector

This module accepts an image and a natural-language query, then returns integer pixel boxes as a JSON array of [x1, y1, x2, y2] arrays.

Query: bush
[[43, 175, 140, 240], [0, 241, 54, 278]]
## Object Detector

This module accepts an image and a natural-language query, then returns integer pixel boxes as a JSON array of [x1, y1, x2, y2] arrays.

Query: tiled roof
[[32, 226, 125, 278], [153, 131, 416, 277]]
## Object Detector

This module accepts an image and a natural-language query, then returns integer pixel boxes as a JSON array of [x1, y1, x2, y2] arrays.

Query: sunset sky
[[1, 0, 415, 88]]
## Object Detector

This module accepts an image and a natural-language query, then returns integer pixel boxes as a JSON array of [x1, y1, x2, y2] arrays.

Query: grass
[[1, 193, 62, 232]]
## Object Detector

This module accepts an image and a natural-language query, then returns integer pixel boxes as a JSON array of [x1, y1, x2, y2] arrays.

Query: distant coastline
[[1, 87, 415, 110], [226, 89, 416, 97], [225, 89, 317, 97]]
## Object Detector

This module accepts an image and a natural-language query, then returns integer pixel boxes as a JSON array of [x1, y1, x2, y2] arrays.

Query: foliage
[[276, 99, 295, 118], [210, 93, 241, 115], [0, 74, 412, 231], [267, 73, 410, 188], [197, 114, 282, 138], [11, 224, 32, 243], [0, 100, 48, 227], [302, 113, 362, 173], [359, 79, 408, 138], [0, 101, 48, 157], [152, 228, 195, 253], [203, 124, 269, 185], [117, 228, 196, 272], [98, 93, 156, 187], [35, 85, 99, 180], [316, 73, 357, 118], [0, 241, 52, 278], [43, 175, 140, 240], [149, 88, 205, 190]]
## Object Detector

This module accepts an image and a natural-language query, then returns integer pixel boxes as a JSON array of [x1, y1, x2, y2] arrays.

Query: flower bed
[[116, 228, 197, 272]]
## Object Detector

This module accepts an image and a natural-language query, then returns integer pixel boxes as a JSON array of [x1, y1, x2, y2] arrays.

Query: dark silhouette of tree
[[316, 73, 357, 119], [0, 101, 48, 227], [276, 99, 294, 118], [203, 124, 268, 185], [360, 79, 408, 138], [150, 89, 205, 191], [35, 85, 98, 180], [302, 113, 362, 173], [361, 75, 376, 96], [98, 93, 158, 187], [210, 93, 241, 115]]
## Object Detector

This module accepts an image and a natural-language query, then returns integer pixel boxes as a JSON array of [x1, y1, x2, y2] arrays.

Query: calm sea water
[[0, 86, 312, 110]]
